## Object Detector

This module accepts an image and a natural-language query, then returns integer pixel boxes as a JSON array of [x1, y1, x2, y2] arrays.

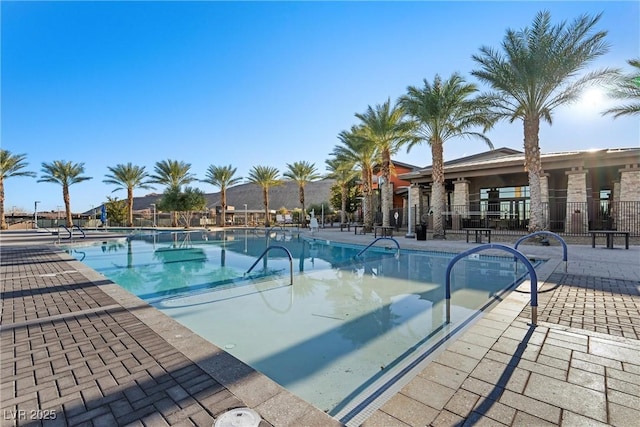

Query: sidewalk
[[1, 228, 639, 426]]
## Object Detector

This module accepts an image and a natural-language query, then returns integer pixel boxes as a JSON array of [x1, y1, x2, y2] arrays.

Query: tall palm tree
[[330, 125, 377, 231], [325, 157, 358, 224], [472, 10, 615, 232], [355, 99, 417, 227], [202, 164, 243, 227], [0, 150, 36, 230], [149, 159, 195, 226], [399, 73, 495, 239], [38, 160, 92, 227], [246, 165, 281, 227], [283, 161, 321, 226], [603, 58, 640, 118], [103, 163, 153, 227]]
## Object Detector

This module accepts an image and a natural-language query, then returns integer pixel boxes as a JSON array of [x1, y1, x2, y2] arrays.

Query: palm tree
[[472, 10, 615, 232], [330, 126, 377, 231], [355, 99, 417, 227], [38, 160, 92, 227], [0, 150, 36, 230], [283, 161, 321, 226], [325, 157, 358, 225], [103, 163, 153, 227], [246, 165, 281, 227], [603, 58, 640, 118], [149, 160, 195, 226], [398, 73, 495, 239], [202, 165, 243, 227]]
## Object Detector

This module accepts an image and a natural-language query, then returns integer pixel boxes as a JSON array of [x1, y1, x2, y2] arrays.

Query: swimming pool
[[68, 229, 538, 420]]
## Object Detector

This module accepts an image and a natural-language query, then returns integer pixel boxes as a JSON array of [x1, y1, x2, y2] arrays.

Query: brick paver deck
[[0, 244, 339, 427], [2, 229, 640, 427]]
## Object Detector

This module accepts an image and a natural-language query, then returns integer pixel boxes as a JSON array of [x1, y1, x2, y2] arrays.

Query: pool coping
[[57, 231, 560, 425]]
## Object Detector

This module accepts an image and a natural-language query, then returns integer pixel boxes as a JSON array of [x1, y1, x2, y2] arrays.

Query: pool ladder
[[244, 245, 294, 286], [56, 225, 86, 243], [445, 243, 539, 326], [355, 237, 400, 258]]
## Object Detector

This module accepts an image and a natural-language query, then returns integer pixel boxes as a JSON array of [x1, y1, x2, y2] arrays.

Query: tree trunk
[[127, 187, 134, 227], [221, 188, 226, 227], [362, 168, 373, 230], [340, 184, 347, 224], [524, 117, 544, 232], [0, 178, 6, 230], [63, 184, 72, 228], [263, 188, 270, 227], [300, 185, 306, 227], [431, 142, 446, 239], [381, 151, 392, 227]]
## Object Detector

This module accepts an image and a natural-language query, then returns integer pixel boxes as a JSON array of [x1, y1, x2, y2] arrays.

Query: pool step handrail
[[445, 243, 538, 326], [244, 245, 294, 286], [58, 225, 72, 240], [514, 231, 567, 272], [72, 224, 86, 239], [355, 237, 400, 258], [55, 224, 85, 242]]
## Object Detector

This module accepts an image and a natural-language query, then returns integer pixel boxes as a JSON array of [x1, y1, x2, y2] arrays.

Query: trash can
[[416, 224, 427, 241]]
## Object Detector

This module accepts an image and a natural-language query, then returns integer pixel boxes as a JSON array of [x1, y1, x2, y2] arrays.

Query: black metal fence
[[403, 201, 640, 236]]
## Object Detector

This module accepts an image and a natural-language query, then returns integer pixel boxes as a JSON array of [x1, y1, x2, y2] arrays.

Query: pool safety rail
[[244, 245, 294, 286], [355, 237, 401, 258], [514, 231, 568, 272], [445, 243, 539, 326], [56, 224, 86, 242]]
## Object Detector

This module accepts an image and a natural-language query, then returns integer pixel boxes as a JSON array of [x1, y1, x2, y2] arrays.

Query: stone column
[[618, 165, 640, 232], [540, 173, 550, 229], [452, 179, 469, 230], [565, 167, 588, 233]]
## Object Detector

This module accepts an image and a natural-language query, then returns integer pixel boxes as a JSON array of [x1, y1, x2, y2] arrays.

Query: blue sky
[[2, 1, 638, 214]]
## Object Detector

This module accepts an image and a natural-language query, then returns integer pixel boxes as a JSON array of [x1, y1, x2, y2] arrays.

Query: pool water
[[69, 229, 537, 417]]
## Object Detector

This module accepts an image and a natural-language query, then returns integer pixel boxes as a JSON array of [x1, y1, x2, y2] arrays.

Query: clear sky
[[2, 1, 638, 214]]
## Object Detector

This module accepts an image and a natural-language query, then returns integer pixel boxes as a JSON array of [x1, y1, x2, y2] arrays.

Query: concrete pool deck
[[1, 228, 639, 426]]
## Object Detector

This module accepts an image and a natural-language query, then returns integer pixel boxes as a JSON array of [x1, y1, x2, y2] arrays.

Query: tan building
[[397, 147, 640, 235]]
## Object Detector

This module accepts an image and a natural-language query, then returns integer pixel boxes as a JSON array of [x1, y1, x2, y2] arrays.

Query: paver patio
[[1, 229, 639, 426]]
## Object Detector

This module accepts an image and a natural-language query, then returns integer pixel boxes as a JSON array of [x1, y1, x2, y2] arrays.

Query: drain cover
[[214, 408, 261, 427]]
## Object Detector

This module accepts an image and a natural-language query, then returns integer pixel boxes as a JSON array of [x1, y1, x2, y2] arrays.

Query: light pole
[[34, 201, 41, 229], [150, 204, 156, 227], [244, 204, 248, 227]]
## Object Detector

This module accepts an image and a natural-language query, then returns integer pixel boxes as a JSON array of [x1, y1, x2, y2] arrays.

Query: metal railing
[[355, 237, 400, 258], [244, 245, 294, 286], [514, 231, 567, 272], [445, 244, 538, 325], [417, 201, 640, 236]]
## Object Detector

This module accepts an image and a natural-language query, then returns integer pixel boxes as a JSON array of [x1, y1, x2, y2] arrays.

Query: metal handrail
[[58, 225, 72, 240], [244, 245, 294, 286], [355, 237, 400, 258], [445, 243, 538, 325], [514, 231, 567, 272], [72, 224, 86, 238]]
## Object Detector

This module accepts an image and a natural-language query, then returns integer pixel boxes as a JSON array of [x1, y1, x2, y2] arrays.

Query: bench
[[464, 228, 492, 244], [353, 225, 367, 235], [589, 230, 630, 249], [374, 226, 394, 238], [340, 223, 351, 232]]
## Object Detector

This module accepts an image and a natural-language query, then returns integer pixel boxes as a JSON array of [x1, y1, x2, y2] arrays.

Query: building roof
[[399, 147, 640, 182]]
